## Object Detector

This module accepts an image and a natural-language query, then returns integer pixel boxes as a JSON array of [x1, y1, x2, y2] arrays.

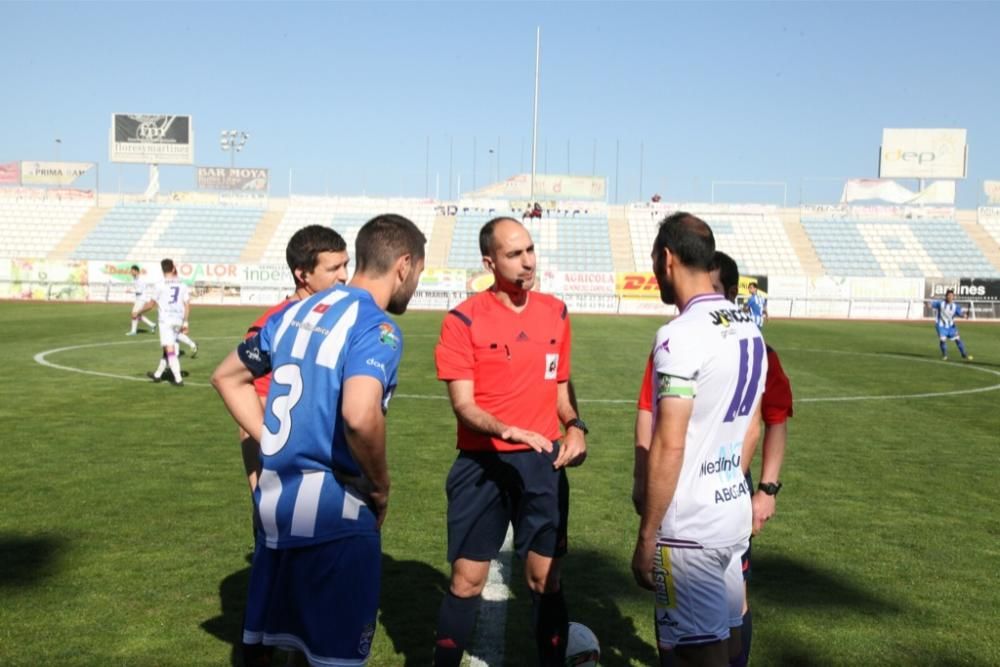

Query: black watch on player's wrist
[[757, 481, 782, 496], [565, 418, 589, 435]]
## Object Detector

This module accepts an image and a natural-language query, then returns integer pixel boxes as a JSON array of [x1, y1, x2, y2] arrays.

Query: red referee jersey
[[435, 290, 571, 452], [637, 345, 793, 425], [244, 298, 293, 397]]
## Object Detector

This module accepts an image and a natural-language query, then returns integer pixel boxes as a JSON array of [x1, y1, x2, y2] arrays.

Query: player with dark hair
[[932, 289, 973, 361], [632, 214, 766, 667], [126, 264, 156, 335], [239, 224, 350, 493], [432, 217, 587, 666], [212, 214, 425, 667], [144, 258, 194, 386], [633, 249, 792, 666]]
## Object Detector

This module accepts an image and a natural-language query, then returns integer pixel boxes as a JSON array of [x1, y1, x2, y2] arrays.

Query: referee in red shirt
[[433, 217, 588, 666]]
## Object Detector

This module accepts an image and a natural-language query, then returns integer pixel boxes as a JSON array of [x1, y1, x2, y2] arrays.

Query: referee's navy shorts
[[445, 442, 569, 563]]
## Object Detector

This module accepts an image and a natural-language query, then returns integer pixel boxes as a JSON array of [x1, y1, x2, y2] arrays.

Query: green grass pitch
[[1, 301, 998, 666]]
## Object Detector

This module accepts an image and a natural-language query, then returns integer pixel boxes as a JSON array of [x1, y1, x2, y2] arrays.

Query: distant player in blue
[[746, 282, 767, 329], [212, 214, 426, 667], [932, 289, 973, 361]]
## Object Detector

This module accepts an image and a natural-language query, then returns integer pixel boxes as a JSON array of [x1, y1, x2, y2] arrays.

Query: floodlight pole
[[220, 130, 249, 170], [530, 26, 540, 200]]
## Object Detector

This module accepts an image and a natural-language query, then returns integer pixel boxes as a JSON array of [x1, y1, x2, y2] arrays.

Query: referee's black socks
[[532, 590, 568, 666], [433, 591, 481, 667]]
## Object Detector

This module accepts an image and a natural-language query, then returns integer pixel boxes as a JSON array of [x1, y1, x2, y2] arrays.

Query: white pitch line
[[28, 340, 1000, 667], [32, 342, 1000, 403], [466, 525, 514, 667], [32, 337, 234, 387]]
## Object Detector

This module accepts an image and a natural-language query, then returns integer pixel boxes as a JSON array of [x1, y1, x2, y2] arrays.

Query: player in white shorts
[[633, 213, 765, 666], [144, 259, 194, 386], [126, 265, 157, 336]]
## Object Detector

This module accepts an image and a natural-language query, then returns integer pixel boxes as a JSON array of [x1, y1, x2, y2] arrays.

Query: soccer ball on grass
[[565, 621, 600, 666]]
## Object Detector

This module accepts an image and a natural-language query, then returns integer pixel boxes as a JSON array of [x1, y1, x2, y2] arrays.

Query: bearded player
[[632, 214, 766, 666]]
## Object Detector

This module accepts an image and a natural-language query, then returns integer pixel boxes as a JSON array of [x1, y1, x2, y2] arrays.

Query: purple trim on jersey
[[656, 538, 704, 549], [678, 293, 726, 315], [724, 338, 750, 422], [738, 338, 765, 416]]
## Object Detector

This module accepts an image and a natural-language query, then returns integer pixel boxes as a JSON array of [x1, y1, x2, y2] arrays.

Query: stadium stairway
[[607, 205, 635, 271], [957, 209, 1000, 273], [426, 213, 456, 267], [780, 208, 823, 276], [240, 207, 287, 263], [48, 205, 108, 260]]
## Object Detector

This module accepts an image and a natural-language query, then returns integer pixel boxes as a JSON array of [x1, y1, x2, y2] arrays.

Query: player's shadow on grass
[[200, 553, 252, 667], [506, 548, 659, 667], [0, 533, 68, 590], [379, 553, 450, 666], [752, 553, 903, 614]]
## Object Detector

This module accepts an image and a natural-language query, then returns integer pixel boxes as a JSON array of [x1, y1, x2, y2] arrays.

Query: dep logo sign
[[879, 128, 967, 179]]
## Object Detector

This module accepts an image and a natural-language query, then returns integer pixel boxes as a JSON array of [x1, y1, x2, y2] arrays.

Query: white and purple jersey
[[132, 276, 150, 305], [649, 293, 766, 549], [152, 278, 190, 325], [237, 285, 403, 549]]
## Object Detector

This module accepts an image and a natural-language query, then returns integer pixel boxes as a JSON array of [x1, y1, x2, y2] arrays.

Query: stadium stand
[[628, 204, 803, 275], [801, 211, 1000, 278], [0, 198, 92, 258], [4, 189, 1000, 284], [977, 207, 1000, 249], [446, 204, 613, 272], [70, 204, 264, 263], [257, 197, 436, 266]]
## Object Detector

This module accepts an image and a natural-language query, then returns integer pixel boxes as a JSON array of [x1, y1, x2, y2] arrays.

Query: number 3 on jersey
[[724, 337, 764, 422], [260, 364, 304, 456]]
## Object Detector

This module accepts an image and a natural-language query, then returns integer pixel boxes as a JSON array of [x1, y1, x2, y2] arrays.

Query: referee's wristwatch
[[565, 417, 589, 435], [757, 481, 782, 496]]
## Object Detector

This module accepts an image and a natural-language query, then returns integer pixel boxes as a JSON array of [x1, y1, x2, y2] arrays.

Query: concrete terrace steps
[[425, 214, 456, 267], [780, 208, 823, 277], [607, 205, 635, 272], [48, 205, 107, 260], [240, 208, 286, 263], [958, 209, 1000, 273]]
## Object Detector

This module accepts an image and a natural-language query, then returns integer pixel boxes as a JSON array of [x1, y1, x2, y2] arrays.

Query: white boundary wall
[[1, 259, 999, 320]]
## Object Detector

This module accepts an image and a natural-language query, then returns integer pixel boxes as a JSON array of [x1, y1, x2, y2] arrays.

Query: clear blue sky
[[3, 1, 997, 206]]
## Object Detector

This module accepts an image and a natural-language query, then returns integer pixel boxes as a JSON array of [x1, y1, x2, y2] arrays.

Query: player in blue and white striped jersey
[[745, 282, 767, 329], [932, 289, 973, 361], [212, 214, 425, 667]]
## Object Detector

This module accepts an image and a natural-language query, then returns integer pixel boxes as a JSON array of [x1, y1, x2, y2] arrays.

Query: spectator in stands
[[651, 193, 662, 203]]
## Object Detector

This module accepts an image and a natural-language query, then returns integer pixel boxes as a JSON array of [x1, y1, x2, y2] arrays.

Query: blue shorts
[[445, 443, 569, 562], [244, 534, 380, 666], [936, 325, 959, 340]]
